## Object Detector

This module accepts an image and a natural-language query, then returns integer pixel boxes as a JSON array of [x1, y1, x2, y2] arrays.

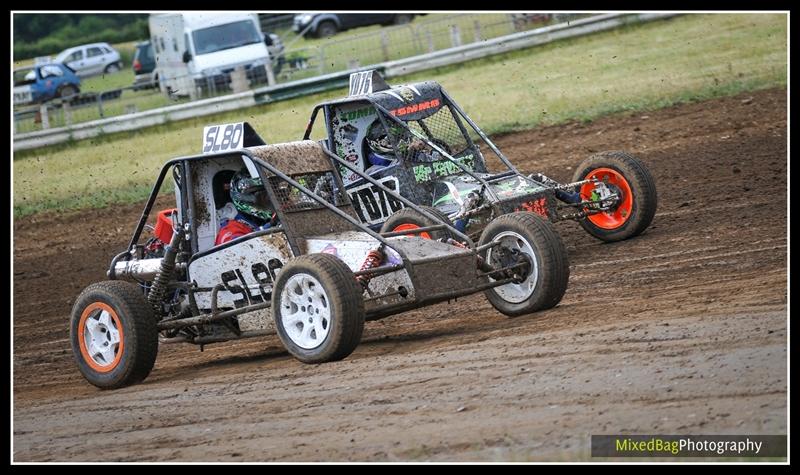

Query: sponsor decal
[[389, 98, 441, 117], [515, 197, 549, 218], [399, 88, 415, 102], [342, 107, 375, 121], [412, 155, 475, 183], [349, 177, 404, 225], [321, 243, 339, 256]]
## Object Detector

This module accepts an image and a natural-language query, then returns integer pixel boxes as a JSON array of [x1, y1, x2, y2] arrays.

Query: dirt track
[[13, 88, 787, 462]]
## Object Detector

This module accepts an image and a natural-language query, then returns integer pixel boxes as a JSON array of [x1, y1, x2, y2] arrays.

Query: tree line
[[14, 14, 149, 60]]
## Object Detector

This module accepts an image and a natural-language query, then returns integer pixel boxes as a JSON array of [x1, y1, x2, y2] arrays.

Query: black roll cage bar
[[301, 85, 541, 204]]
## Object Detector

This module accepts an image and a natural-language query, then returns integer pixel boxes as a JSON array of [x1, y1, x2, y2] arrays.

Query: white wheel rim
[[279, 273, 331, 349], [486, 231, 539, 303], [82, 309, 122, 367]]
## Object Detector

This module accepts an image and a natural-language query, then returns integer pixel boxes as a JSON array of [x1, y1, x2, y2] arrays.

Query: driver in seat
[[364, 119, 441, 173], [215, 169, 278, 245]]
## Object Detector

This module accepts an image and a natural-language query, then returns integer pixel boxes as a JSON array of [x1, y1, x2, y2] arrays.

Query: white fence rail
[[13, 13, 677, 152]]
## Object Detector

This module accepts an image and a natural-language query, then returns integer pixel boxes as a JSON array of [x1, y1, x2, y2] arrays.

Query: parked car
[[293, 13, 418, 38], [131, 41, 159, 90], [54, 42, 123, 77], [13, 63, 81, 106]]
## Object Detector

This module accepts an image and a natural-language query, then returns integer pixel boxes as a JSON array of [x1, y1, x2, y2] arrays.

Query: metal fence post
[[507, 14, 518, 34], [450, 24, 462, 47], [474, 20, 482, 42], [411, 25, 421, 54], [231, 66, 249, 93], [265, 57, 277, 86], [98, 94, 105, 118], [63, 100, 72, 126], [318, 46, 326, 76], [40, 104, 50, 129], [426, 29, 435, 53], [380, 31, 390, 61]]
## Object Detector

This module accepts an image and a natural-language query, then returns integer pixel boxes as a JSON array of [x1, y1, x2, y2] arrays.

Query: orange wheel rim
[[78, 302, 124, 373], [580, 167, 633, 230], [392, 223, 432, 239]]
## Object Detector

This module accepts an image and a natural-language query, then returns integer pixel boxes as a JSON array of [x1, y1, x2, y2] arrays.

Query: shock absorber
[[356, 245, 385, 290], [147, 226, 184, 317]]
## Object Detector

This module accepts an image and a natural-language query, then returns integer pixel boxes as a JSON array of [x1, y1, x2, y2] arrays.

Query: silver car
[[55, 42, 123, 77]]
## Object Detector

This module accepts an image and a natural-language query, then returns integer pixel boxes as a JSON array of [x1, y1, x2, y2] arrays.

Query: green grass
[[13, 13, 787, 218]]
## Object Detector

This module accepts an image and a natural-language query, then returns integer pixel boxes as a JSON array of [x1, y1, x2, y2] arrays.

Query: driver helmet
[[365, 119, 403, 167], [230, 169, 273, 221]]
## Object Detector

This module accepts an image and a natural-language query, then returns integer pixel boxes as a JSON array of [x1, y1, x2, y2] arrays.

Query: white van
[[149, 12, 279, 98]]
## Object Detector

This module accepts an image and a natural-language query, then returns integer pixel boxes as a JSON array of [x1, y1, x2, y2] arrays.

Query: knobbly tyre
[[70, 124, 569, 389], [303, 70, 657, 243]]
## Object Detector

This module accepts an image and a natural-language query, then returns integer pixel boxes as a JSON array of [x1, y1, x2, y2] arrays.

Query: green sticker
[[413, 165, 433, 182]]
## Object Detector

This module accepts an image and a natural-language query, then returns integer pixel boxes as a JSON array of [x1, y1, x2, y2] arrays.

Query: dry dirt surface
[[13, 88, 787, 462]]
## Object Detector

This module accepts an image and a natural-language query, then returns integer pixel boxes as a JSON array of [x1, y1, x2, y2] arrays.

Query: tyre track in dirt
[[13, 88, 787, 461]]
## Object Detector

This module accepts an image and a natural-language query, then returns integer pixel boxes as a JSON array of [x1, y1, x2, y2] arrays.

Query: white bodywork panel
[[189, 232, 293, 310], [305, 231, 415, 301]]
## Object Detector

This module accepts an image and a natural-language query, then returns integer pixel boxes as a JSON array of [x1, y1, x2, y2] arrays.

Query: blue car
[[13, 63, 82, 106]]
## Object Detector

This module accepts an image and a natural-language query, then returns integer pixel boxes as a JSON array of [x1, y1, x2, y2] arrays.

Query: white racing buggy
[[70, 126, 569, 389], [303, 70, 658, 243]]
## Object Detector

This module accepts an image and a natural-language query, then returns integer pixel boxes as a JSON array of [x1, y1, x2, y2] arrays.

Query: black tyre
[[70, 281, 158, 389], [316, 21, 338, 38], [478, 212, 569, 317], [571, 151, 658, 242], [58, 84, 78, 98], [380, 205, 455, 241], [272, 254, 365, 364]]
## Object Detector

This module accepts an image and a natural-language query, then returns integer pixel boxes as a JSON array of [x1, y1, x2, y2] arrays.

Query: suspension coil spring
[[356, 246, 385, 289], [147, 229, 183, 317]]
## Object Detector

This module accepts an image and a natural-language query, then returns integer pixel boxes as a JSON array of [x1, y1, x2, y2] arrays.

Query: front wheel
[[70, 281, 158, 389], [104, 63, 121, 74], [572, 151, 658, 242], [272, 254, 365, 364], [479, 212, 569, 317]]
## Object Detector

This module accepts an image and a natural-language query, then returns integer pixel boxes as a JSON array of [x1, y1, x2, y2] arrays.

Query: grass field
[[13, 13, 787, 217]]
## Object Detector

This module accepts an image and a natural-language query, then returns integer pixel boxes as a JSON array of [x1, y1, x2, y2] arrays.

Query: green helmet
[[230, 170, 273, 221]]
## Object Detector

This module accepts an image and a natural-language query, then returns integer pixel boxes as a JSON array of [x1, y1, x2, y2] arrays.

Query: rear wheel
[[70, 281, 158, 389], [571, 151, 658, 242], [104, 63, 120, 74], [316, 21, 338, 38], [272, 254, 365, 364], [58, 84, 78, 98], [479, 212, 569, 317], [380, 205, 454, 240]]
